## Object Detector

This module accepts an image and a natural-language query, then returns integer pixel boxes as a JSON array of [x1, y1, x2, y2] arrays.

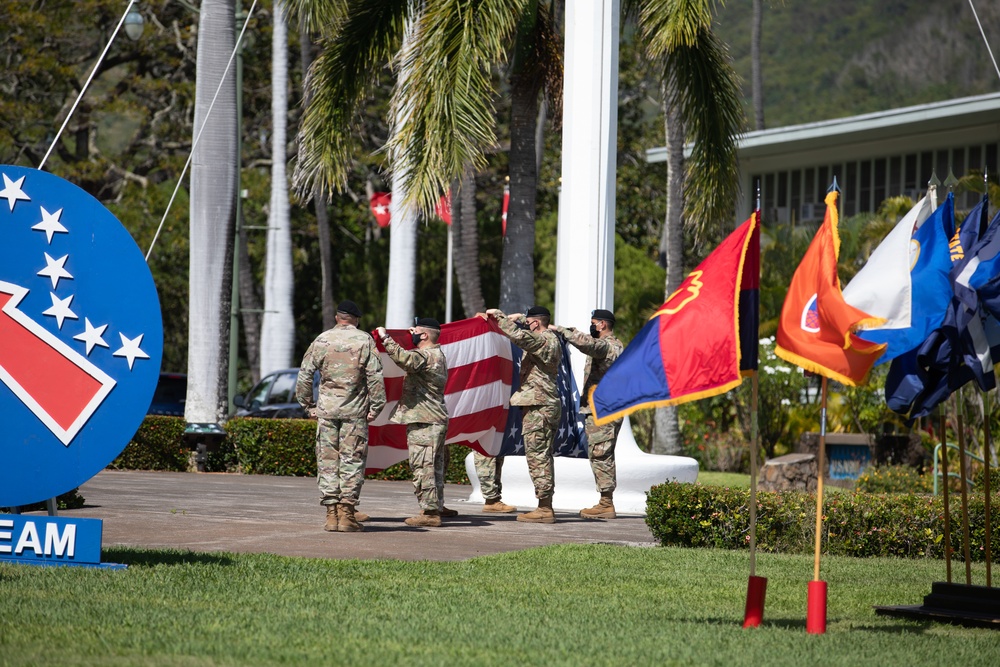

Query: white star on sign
[[73, 318, 109, 355], [113, 332, 149, 370], [32, 207, 68, 243], [374, 204, 387, 215], [42, 292, 78, 329], [0, 173, 31, 211], [37, 252, 73, 289]]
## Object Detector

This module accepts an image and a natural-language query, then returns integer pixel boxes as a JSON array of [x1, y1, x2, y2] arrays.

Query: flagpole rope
[[967, 0, 1000, 84], [38, 0, 138, 171], [145, 0, 258, 262]]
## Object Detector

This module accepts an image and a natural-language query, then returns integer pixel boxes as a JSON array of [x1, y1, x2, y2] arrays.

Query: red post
[[743, 575, 768, 628], [806, 580, 828, 634]]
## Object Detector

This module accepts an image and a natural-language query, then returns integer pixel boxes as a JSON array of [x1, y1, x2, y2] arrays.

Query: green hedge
[[111, 416, 189, 471], [114, 416, 471, 484], [855, 465, 934, 494], [646, 481, 999, 561]]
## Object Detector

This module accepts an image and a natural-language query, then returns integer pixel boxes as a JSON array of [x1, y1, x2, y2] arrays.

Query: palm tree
[[187, 0, 238, 426], [289, 0, 561, 317], [260, 0, 296, 376], [636, 0, 746, 454], [451, 168, 485, 316]]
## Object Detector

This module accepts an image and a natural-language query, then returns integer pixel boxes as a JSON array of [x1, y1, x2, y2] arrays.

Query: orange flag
[[775, 190, 886, 386]]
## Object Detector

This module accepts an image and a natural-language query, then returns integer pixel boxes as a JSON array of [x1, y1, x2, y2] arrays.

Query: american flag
[[499, 336, 588, 458], [367, 317, 514, 472], [366, 319, 587, 472]]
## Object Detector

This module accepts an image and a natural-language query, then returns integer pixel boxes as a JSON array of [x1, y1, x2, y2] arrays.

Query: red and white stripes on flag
[[367, 317, 514, 472]]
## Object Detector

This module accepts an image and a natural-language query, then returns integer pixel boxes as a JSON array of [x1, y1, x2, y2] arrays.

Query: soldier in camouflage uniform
[[550, 309, 624, 519], [376, 318, 450, 528], [481, 305, 562, 523], [296, 300, 386, 533], [474, 450, 514, 513]]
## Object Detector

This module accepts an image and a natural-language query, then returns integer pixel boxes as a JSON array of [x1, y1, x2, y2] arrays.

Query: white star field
[[1, 169, 148, 370]]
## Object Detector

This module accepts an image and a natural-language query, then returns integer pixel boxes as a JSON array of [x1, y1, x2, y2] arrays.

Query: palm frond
[[284, 0, 349, 34], [641, 0, 718, 55], [293, 0, 409, 199], [664, 27, 746, 237], [385, 0, 527, 216]]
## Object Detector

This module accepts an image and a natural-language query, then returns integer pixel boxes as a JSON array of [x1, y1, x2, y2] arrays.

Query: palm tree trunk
[[187, 0, 237, 425], [751, 0, 765, 131], [238, 215, 262, 385], [652, 88, 685, 456], [299, 15, 336, 330], [499, 75, 539, 312], [452, 169, 485, 317], [260, 0, 295, 377]]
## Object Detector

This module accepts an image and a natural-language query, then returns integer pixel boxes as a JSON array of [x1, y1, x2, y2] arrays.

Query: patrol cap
[[337, 300, 362, 318], [526, 305, 550, 318], [415, 317, 441, 330], [591, 308, 615, 324]]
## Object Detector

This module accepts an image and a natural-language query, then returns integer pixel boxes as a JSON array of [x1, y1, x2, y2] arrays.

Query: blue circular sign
[[0, 165, 163, 507]]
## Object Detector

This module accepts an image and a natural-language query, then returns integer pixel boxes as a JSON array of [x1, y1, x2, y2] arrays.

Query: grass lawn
[[1, 544, 996, 666], [697, 471, 750, 488]]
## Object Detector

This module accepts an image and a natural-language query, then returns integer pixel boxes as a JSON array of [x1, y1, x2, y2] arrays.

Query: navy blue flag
[[499, 337, 588, 457], [859, 194, 954, 364], [886, 195, 995, 420], [966, 208, 1000, 318]]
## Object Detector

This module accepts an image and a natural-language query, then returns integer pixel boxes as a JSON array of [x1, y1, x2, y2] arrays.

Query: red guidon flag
[[589, 215, 758, 425], [367, 317, 514, 472], [436, 193, 452, 225], [370, 191, 391, 227], [775, 189, 886, 385]]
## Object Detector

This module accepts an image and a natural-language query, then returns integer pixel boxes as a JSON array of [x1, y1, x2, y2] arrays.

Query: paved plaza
[[61, 470, 657, 561]]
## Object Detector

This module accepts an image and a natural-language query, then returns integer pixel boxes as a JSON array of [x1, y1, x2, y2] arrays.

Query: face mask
[[411, 332, 424, 347], [590, 324, 600, 338]]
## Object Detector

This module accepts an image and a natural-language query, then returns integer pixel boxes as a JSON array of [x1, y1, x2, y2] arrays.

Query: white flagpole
[[445, 222, 454, 323]]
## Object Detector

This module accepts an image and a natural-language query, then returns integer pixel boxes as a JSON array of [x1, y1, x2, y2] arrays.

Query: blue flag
[[886, 195, 995, 420], [859, 194, 954, 363], [499, 337, 587, 457], [965, 209, 1000, 317]]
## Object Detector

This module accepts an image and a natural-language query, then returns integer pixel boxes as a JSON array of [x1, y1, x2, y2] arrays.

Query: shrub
[[111, 416, 189, 471], [972, 466, 1000, 494], [646, 481, 999, 560], [225, 418, 318, 476], [115, 416, 472, 484], [855, 465, 934, 494]]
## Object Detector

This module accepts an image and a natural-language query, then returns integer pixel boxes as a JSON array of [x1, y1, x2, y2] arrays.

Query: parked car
[[233, 368, 316, 419], [148, 372, 187, 416]]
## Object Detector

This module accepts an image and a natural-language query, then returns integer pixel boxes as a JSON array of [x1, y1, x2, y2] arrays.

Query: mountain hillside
[[714, 0, 1000, 128]]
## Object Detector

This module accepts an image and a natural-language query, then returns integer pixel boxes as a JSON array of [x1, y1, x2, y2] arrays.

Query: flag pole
[[445, 221, 454, 323], [743, 197, 766, 629], [984, 389, 993, 588], [956, 393, 973, 585], [806, 376, 829, 634], [940, 409, 953, 583]]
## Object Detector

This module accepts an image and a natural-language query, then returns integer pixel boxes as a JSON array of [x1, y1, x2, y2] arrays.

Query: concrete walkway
[[62, 470, 657, 561]]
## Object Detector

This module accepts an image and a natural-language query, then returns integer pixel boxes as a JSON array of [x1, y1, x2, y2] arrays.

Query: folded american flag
[[367, 317, 514, 472]]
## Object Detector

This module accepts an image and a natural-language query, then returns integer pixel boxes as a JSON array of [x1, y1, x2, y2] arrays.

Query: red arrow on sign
[[0, 280, 116, 445]]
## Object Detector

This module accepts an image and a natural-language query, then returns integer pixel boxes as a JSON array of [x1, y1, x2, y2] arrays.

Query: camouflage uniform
[[494, 312, 562, 500], [474, 450, 504, 501], [383, 336, 449, 511], [553, 325, 624, 493], [296, 323, 386, 508]]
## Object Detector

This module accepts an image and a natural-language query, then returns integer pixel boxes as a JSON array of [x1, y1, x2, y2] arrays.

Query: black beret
[[526, 305, 550, 318], [336, 300, 362, 318], [415, 317, 441, 330], [591, 308, 615, 323]]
